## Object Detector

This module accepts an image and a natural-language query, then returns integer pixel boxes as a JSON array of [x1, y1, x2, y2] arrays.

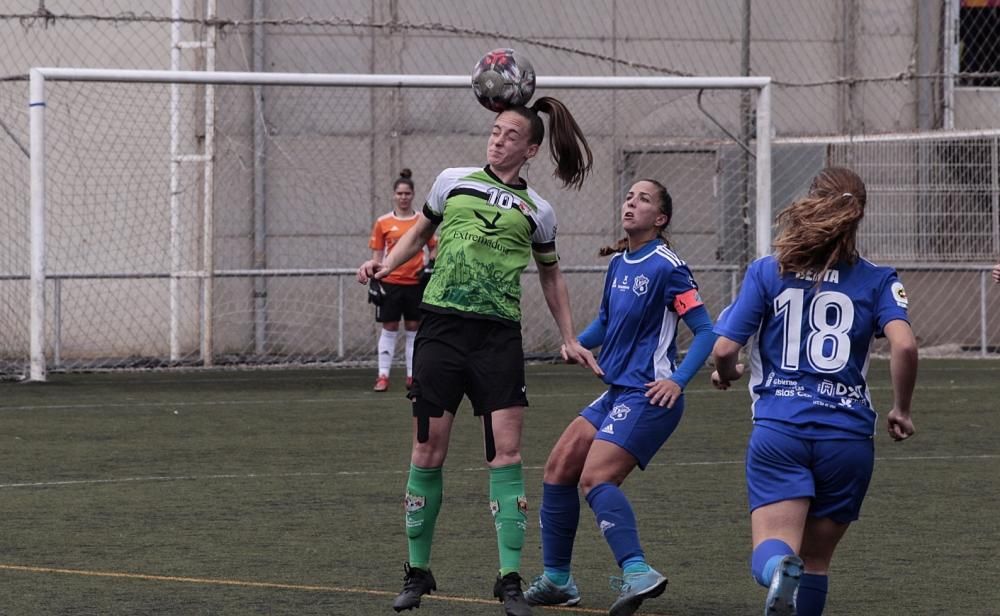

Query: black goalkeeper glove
[[367, 278, 386, 306]]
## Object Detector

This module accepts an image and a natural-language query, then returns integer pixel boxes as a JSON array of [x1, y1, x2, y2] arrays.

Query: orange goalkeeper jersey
[[368, 212, 437, 286]]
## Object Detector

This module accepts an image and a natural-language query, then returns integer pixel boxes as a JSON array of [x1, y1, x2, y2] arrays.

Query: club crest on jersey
[[632, 274, 650, 296], [404, 492, 426, 513], [609, 403, 631, 421], [891, 281, 909, 308]]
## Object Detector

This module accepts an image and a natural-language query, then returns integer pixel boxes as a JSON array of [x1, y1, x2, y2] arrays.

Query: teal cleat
[[608, 568, 668, 616], [524, 574, 582, 607], [764, 554, 803, 616]]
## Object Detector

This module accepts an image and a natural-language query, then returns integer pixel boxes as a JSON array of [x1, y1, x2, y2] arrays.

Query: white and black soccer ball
[[471, 48, 536, 112]]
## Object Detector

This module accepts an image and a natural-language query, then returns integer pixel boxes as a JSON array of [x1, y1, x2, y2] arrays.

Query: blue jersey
[[595, 240, 704, 388], [714, 256, 910, 439]]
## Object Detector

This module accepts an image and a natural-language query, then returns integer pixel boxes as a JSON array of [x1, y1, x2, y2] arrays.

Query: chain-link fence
[[1, 1, 998, 377]]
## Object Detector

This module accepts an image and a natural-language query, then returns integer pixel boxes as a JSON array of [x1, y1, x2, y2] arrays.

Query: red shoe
[[406, 377, 414, 390], [374, 375, 390, 392]]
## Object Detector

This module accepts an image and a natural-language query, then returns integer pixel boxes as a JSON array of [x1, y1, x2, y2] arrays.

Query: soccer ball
[[471, 48, 536, 112]]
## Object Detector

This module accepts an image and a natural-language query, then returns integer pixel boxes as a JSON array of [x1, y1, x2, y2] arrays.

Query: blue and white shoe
[[764, 554, 803, 616], [608, 568, 668, 616], [523, 574, 582, 606]]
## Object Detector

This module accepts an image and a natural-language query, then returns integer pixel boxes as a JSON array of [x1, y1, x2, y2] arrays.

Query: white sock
[[377, 329, 398, 377], [404, 330, 417, 377]]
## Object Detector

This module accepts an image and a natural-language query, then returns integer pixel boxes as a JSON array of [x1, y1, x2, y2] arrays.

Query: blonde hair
[[773, 166, 867, 278]]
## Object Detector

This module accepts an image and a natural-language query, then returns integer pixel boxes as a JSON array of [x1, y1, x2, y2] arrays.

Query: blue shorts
[[580, 386, 684, 470], [745, 424, 874, 523]]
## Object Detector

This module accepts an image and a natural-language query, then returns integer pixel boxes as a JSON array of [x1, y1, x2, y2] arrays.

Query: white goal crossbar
[[28, 67, 772, 381]]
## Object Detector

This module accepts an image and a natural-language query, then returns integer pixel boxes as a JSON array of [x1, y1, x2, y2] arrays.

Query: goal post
[[26, 67, 773, 382]]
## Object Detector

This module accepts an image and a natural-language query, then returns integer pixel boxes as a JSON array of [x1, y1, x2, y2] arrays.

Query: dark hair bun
[[399, 168, 413, 179]]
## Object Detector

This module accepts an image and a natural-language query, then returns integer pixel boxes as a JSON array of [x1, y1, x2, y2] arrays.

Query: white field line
[[0, 454, 995, 490], [33, 361, 1000, 387], [0, 563, 644, 615], [0, 381, 997, 412]]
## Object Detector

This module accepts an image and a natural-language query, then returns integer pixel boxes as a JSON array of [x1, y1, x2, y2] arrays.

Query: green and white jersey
[[421, 166, 559, 323]]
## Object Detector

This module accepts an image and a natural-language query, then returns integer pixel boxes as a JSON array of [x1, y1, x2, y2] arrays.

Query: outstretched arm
[[884, 319, 918, 441], [536, 261, 603, 376], [357, 214, 436, 283]]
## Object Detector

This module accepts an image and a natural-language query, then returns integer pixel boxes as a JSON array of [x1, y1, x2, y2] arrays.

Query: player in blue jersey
[[711, 167, 918, 616], [523, 179, 716, 616]]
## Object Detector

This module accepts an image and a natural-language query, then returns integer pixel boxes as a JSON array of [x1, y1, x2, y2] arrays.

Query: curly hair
[[773, 167, 867, 279]]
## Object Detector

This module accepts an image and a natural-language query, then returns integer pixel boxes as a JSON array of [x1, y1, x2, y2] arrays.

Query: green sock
[[404, 464, 443, 570], [489, 462, 527, 576]]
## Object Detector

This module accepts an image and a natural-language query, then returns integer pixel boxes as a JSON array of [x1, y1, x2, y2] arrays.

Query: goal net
[[9, 69, 772, 381]]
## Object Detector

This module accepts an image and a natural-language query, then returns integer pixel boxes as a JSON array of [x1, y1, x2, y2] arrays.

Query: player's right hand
[[561, 341, 604, 377], [357, 260, 383, 284], [886, 407, 915, 441]]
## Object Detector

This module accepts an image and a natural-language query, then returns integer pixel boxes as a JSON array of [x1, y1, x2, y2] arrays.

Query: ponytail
[[508, 97, 593, 190]]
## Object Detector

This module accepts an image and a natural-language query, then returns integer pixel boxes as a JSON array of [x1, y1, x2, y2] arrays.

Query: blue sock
[[751, 539, 794, 587], [796, 573, 828, 615], [540, 483, 579, 585], [585, 482, 643, 568]]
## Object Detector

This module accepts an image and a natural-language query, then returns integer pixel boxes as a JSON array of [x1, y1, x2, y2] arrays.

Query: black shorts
[[375, 282, 423, 323], [409, 311, 528, 416]]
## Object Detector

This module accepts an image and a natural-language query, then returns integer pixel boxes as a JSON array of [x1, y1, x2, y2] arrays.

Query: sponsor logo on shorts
[[601, 423, 615, 435]]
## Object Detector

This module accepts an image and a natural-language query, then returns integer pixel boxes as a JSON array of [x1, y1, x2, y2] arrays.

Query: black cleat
[[393, 563, 437, 612], [493, 572, 533, 616]]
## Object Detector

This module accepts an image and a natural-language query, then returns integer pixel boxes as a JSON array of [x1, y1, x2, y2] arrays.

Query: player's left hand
[[710, 362, 745, 390], [645, 379, 682, 408], [886, 407, 915, 441], [561, 340, 603, 377]]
